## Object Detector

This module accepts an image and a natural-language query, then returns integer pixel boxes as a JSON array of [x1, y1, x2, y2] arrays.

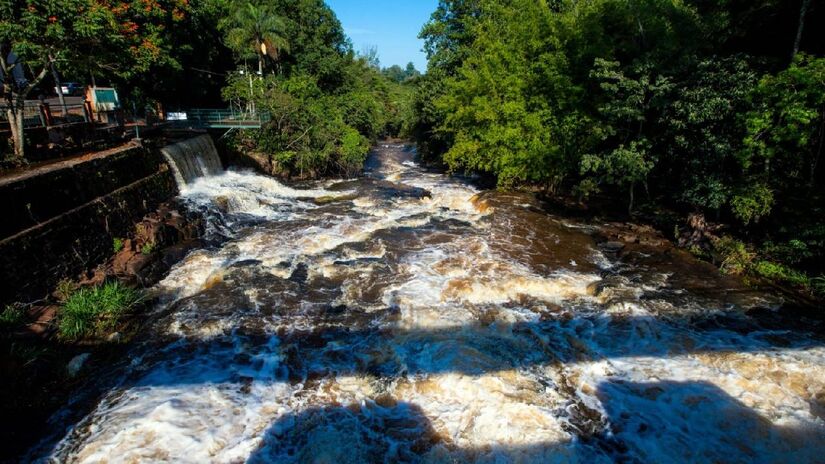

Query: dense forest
[[407, 0, 825, 302]]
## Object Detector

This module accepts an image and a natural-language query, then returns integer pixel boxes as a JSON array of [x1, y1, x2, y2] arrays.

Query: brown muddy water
[[31, 144, 825, 463]]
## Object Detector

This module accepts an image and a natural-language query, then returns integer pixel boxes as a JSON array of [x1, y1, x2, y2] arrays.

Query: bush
[[714, 236, 754, 275], [753, 261, 810, 287], [55, 279, 77, 303], [113, 238, 125, 254], [140, 242, 156, 255], [0, 304, 26, 333], [58, 282, 143, 341]]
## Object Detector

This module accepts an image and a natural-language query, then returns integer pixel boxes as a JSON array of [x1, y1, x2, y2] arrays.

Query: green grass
[[113, 237, 125, 254], [0, 304, 26, 333], [58, 282, 143, 341]]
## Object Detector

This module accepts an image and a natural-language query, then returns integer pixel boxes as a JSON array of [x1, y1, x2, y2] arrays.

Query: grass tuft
[[58, 282, 143, 341], [0, 304, 26, 333]]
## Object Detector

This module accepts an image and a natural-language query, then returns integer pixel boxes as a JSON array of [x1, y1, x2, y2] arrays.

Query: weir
[[160, 134, 223, 186]]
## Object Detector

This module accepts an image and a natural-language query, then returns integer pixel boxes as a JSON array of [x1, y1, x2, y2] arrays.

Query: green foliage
[[730, 183, 774, 225], [55, 279, 76, 303], [761, 240, 812, 266], [411, 0, 825, 299], [659, 57, 758, 212], [113, 238, 125, 254], [58, 282, 142, 341], [382, 62, 421, 83], [338, 127, 370, 176], [753, 261, 810, 287], [140, 242, 156, 255], [0, 304, 26, 333], [714, 236, 755, 276], [220, 0, 411, 178], [220, 1, 289, 73]]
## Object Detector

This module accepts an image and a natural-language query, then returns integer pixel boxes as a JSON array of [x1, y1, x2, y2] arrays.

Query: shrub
[[713, 236, 754, 275], [0, 304, 26, 333], [58, 282, 143, 341], [113, 238, 125, 254], [753, 261, 810, 287], [55, 279, 76, 303], [140, 242, 156, 255]]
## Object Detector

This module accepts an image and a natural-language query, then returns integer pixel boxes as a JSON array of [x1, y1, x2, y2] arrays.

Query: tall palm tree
[[223, 2, 290, 75]]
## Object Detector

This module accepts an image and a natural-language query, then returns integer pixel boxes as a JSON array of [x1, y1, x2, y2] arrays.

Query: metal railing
[[0, 102, 91, 129], [179, 108, 271, 129], [0, 103, 47, 128]]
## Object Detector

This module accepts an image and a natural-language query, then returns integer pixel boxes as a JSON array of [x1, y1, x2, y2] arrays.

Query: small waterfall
[[161, 135, 224, 186]]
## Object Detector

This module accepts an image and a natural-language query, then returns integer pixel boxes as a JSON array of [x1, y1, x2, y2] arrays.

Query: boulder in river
[[601, 241, 626, 253], [67, 353, 90, 378]]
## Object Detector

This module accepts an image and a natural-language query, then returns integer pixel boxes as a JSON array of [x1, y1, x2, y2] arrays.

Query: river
[[39, 144, 825, 463]]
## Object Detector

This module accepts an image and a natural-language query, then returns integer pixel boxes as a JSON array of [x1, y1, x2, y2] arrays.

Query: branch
[[286, 126, 312, 150], [20, 61, 51, 99]]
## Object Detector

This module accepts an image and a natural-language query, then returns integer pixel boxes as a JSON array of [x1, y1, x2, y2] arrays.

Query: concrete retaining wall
[[0, 144, 178, 305]]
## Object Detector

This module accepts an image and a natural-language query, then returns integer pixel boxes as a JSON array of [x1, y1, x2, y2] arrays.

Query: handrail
[[174, 108, 270, 129]]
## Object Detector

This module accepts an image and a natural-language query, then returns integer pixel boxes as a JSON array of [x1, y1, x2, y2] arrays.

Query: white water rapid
[[37, 144, 825, 463]]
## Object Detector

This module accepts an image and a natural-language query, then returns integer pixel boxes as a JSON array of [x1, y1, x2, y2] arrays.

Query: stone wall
[[0, 144, 178, 305]]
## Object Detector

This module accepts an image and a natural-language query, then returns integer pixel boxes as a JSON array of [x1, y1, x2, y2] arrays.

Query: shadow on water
[[69, 304, 825, 387], [244, 380, 825, 463], [29, 297, 825, 460]]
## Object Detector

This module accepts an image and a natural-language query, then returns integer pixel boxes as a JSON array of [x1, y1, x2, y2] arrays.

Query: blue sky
[[325, 0, 438, 71]]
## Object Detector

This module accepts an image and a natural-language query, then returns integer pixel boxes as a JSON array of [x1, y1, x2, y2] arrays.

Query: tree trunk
[[6, 104, 24, 159], [50, 55, 66, 110], [793, 0, 812, 58], [811, 105, 825, 189], [258, 54, 263, 76], [628, 182, 635, 215]]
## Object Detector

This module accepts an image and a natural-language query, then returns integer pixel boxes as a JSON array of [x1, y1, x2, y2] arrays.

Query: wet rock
[[112, 242, 137, 275], [618, 233, 639, 244], [214, 195, 231, 211], [586, 280, 607, 297], [639, 236, 668, 247], [478, 309, 499, 327], [370, 179, 432, 200], [26, 305, 57, 337], [125, 253, 155, 276], [601, 241, 625, 253], [326, 304, 347, 315], [106, 332, 124, 343], [289, 263, 309, 285], [314, 194, 359, 205], [67, 353, 91, 377], [375, 394, 398, 408]]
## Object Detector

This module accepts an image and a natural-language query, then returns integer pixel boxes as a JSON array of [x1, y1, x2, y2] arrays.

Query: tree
[[793, 0, 812, 58], [222, 2, 290, 75], [658, 57, 758, 215], [0, 0, 105, 159], [743, 54, 825, 217], [1, 0, 193, 160], [359, 45, 380, 69]]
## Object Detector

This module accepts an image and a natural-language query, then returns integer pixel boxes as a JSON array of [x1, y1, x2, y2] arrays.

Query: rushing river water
[[41, 144, 825, 463]]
